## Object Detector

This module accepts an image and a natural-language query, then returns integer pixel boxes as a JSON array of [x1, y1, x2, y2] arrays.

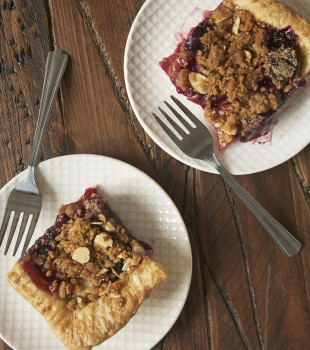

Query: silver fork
[[153, 95, 302, 258], [0, 50, 68, 257]]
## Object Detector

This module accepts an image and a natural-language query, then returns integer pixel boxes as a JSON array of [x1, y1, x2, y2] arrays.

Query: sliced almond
[[72, 247, 90, 264], [104, 222, 115, 232], [214, 121, 224, 128], [98, 214, 107, 223], [122, 258, 133, 271], [232, 17, 240, 35], [189, 72, 209, 94], [94, 233, 113, 250], [133, 245, 145, 256], [244, 50, 252, 60], [97, 268, 108, 276]]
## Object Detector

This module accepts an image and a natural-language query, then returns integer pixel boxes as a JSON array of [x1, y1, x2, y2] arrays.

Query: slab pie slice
[[160, 0, 310, 149], [7, 187, 168, 350]]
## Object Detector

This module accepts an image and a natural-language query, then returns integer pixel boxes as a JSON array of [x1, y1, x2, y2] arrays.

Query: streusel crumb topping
[[169, 0, 301, 146], [23, 194, 146, 311]]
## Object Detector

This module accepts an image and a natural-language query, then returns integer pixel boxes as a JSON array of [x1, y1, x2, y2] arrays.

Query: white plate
[[124, 0, 310, 175], [0, 154, 192, 350]]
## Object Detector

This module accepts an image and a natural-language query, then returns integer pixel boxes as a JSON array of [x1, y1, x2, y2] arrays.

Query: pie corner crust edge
[[232, 0, 310, 75], [7, 256, 168, 350]]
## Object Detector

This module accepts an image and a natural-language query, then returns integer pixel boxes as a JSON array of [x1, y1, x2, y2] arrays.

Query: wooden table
[[0, 1, 309, 349]]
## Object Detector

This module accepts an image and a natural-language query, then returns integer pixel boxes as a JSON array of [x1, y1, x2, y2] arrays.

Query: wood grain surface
[[0, 1, 309, 349]]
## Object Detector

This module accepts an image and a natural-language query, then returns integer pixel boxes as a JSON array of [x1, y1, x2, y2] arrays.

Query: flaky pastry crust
[[232, 0, 310, 75], [7, 256, 168, 350]]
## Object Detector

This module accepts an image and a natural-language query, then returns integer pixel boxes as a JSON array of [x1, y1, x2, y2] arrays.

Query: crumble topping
[[160, 0, 302, 148], [22, 190, 146, 311], [265, 46, 300, 88]]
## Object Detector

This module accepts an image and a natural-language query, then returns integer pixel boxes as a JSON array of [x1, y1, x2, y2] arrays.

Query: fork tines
[[0, 190, 41, 257], [153, 95, 205, 136], [153, 95, 208, 147]]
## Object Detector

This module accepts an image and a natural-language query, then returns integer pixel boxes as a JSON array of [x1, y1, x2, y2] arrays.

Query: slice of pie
[[160, 0, 310, 149], [7, 187, 168, 350]]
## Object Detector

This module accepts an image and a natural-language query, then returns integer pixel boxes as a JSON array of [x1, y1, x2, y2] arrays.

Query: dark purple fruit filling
[[184, 18, 213, 51], [32, 227, 57, 255], [78, 186, 95, 202], [267, 26, 299, 50]]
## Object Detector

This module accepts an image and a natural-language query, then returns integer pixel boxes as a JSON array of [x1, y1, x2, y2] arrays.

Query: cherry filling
[[160, 17, 212, 102], [267, 26, 299, 49], [160, 10, 304, 147], [22, 260, 56, 294], [184, 17, 213, 52], [78, 186, 95, 202]]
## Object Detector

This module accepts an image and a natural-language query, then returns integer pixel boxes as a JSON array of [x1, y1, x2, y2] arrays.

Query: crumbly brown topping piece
[[175, 0, 301, 146], [265, 47, 300, 88], [23, 196, 146, 311]]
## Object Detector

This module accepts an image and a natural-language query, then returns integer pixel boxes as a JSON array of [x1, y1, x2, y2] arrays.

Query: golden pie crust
[[6, 188, 168, 350], [7, 257, 167, 350]]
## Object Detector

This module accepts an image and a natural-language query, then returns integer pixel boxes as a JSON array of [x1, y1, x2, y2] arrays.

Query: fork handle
[[28, 50, 68, 167], [208, 155, 302, 258]]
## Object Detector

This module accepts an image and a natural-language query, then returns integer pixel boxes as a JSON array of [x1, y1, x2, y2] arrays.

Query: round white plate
[[0, 154, 192, 350], [124, 0, 310, 175]]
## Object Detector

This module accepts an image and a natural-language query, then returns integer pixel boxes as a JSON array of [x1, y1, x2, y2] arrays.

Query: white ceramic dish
[[124, 0, 310, 175], [0, 154, 192, 350]]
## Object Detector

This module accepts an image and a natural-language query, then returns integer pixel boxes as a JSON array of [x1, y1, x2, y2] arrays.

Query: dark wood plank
[[0, 0, 65, 187], [77, 0, 143, 87], [193, 171, 263, 350], [227, 161, 310, 349], [46, 0, 161, 177]]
